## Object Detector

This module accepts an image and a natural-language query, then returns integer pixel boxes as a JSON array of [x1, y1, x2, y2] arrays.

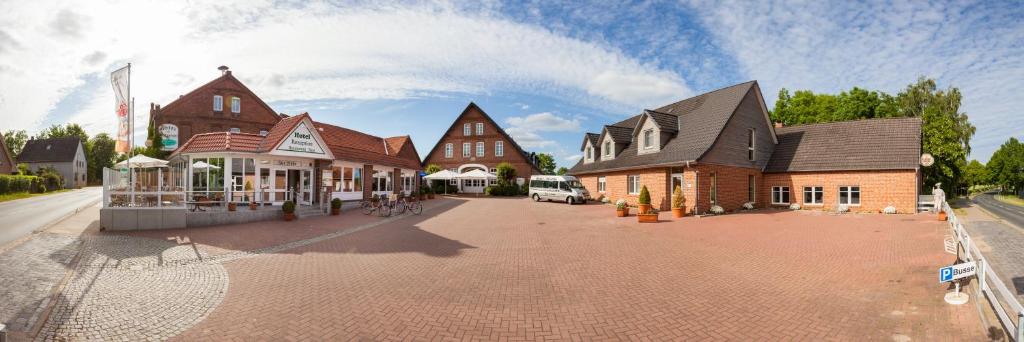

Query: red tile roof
[[174, 132, 264, 154], [259, 113, 309, 152]]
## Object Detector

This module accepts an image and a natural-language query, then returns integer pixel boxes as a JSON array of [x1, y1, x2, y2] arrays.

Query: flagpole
[[128, 63, 134, 206]]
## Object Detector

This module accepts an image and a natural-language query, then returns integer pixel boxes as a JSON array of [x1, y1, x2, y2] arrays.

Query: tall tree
[[3, 129, 28, 156], [38, 123, 89, 146], [987, 137, 1024, 195], [535, 153, 556, 175], [962, 160, 988, 189], [87, 133, 117, 183]]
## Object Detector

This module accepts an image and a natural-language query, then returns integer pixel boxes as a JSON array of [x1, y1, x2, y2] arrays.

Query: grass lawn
[[0, 189, 70, 203], [996, 194, 1024, 207]]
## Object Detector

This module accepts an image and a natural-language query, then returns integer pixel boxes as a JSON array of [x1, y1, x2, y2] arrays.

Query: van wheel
[[532, 194, 541, 202], [566, 197, 575, 205]]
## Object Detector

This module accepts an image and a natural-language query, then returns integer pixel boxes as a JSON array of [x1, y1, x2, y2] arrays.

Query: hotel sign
[[159, 124, 179, 151], [276, 122, 325, 155]]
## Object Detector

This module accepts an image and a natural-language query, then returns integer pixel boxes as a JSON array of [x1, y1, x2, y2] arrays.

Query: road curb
[[972, 198, 1024, 232]]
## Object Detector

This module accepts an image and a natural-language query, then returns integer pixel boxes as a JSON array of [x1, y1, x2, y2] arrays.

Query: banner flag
[[111, 65, 130, 153]]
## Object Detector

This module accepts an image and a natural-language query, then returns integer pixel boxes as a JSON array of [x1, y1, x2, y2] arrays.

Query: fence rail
[[944, 201, 1024, 340]]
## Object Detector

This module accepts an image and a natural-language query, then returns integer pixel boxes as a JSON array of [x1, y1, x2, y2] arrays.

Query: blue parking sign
[[939, 266, 953, 282]]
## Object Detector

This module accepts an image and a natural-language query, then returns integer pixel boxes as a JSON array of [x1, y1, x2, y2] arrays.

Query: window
[[803, 186, 824, 205], [213, 95, 223, 111], [839, 186, 861, 205], [586, 146, 592, 160], [464, 123, 471, 136], [259, 129, 268, 136], [495, 141, 504, 157], [627, 175, 640, 194], [598, 176, 606, 192], [772, 186, 790, 204], [747, 128, 755, 161], [710, 172, 717, 205], [476, 122, 484, 135], [604, 141, 611, 156], [229, 127, 240, 133], [231, 97, 240, 113], [476, 142, 484, 157], [449, 168, 458, 185], [747, 175, 755, 203], [463, 143, 471, 157], [353, 167, 362, 191], [444, 143, 453, 158], [643, 129, 654, 149]]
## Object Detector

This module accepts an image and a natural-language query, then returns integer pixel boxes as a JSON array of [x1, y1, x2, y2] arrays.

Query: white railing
[[944, 201, 1024, 340]]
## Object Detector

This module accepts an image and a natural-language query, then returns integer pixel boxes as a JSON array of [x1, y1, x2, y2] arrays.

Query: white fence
[[944, 201, 1024, 340]]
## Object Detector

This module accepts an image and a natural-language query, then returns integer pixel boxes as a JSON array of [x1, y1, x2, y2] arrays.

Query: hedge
[[0, 175, 42, 194]]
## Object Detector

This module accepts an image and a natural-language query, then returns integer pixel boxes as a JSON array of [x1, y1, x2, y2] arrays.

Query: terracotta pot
[[249, 203, 258, 210], [428, 194, 435, 199], [616, 209, 627, 217], [671, 208, 684, 218], [637, 213, 658, 223], [637, 204, 652, 214], [228, 202, 237, 211], [938, 210, 947, 221], [284, 213, 295, 221], [331, 208, 340, 216]]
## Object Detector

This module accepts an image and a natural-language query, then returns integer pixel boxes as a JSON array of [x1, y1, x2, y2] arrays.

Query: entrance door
[[299, 170, 312, 205], [671, 173, 684, 193]]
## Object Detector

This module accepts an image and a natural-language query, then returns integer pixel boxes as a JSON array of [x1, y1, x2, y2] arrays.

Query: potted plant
[[282, 200, 296, 221], [244, 180, 253, 202], [615, 199, 628, 217], [938, 209, 947, 221], [249, 200, 258, 210], [418, 188, 426, 200], [671, 185, 685, 218], [637, 208, 659, 223], [330, 198, 342, 216], [428, 186, 435, 199], [228, 202, 237, 211], [637, 185, 652, 214]]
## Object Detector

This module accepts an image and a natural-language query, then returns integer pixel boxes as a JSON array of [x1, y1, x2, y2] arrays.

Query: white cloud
[[504, 127, 555, 149], [505, 112, 581, 132], [0, 0, 692, 139], [563, 154, 581, 162], [685, 0, 1024, 161]]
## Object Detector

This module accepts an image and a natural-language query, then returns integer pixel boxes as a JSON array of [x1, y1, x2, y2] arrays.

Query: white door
[[299, 170, 312, 205], [462, 179, 485, 193], [671, 173, 684, 193]]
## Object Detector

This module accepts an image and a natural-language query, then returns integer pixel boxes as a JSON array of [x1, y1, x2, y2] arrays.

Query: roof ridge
[[778, 116, 922, 130], [652, 80, 756, 113]]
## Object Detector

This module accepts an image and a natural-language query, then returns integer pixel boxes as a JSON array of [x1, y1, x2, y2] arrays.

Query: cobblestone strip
[[0, 233, 80, 333]]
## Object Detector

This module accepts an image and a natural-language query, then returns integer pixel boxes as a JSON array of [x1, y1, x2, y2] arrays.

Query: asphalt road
[[0, 187, 102, 247], [973, 192, 1024, 229]]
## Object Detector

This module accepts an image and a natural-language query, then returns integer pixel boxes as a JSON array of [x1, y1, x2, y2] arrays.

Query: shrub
[[0, 175, 37, 194], [486, 184, 522, 196], [331, 198, 342, 209], [671, 185, 684, 209], [710, 205, 725, 215], [638, 186, 651, 205], [282, 201, 296, 214], [495, 162, 516, 185]]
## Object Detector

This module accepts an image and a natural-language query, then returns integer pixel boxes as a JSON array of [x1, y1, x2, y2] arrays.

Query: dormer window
[[747, 128, 755, 161], [603, 141, 611, 156], [643, 129, 654, 149], [259, 129, 269, 136], [213, 95, 223, 111], [585, 146, 592, 161]]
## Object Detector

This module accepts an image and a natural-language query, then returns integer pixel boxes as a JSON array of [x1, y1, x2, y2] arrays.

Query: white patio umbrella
[[191, 160, 221, 170], [115, 155, 168, 169], [457, 169, 497, 180], [423, 169, 459, 194]]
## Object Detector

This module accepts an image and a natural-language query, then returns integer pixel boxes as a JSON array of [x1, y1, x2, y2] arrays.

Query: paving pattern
[[959, 200, 1024, 305], [177, 198, 984, 341], [0, 233, 79, 333]]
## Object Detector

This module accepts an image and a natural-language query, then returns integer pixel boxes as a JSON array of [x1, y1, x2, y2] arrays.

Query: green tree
[[142, 119, 168, 159], [495, 162, 516, 185], [38, 123, 89, 146], [87, 133, 117, 183], [962, 160, 988, 189], [3, 129, 28, 156], [535, 153, 556, 175], [987, 137, 1024, 195], [424, 164, 443, 174], [556, 167, 568, 175]]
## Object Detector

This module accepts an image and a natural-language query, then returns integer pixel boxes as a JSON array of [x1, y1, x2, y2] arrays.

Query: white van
[[529, 175, 590, 205]]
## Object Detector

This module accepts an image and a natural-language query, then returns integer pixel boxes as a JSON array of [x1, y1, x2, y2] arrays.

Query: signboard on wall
[[276, 122, 326, 155], [159, 124, 179, 151]]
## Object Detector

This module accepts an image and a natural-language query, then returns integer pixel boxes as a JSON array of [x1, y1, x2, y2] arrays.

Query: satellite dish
[[920, 153, 935, 167]]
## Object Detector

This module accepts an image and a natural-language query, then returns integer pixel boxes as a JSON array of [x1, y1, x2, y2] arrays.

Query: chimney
[[774, 122, 784, 128], [218, 65, 230, 75]]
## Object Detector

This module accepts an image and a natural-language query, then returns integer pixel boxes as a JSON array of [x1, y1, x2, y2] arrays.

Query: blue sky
[[1, 0, 1021, 166]]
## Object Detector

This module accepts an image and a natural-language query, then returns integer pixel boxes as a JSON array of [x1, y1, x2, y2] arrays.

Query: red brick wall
[[693, 164, 763, 213], [761, 170, 918, 213], [423, 105, 537, 179], [151, 72, 281, 146], [580, 163, 762, 213], [580, 168, 670, 210]]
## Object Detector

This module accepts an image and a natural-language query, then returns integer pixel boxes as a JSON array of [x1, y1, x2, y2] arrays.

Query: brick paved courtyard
[[152, 197, 983, 341]]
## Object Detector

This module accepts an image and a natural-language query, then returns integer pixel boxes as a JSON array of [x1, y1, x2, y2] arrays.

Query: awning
[[457, 169, 497, 180], [115, 155, 169, 168], [423, 169, 459, 180]]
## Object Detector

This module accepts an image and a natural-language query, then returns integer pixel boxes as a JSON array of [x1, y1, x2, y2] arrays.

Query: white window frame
[[462, 143, 471, 157], [476, 142, 484, 157], [229, 127, 240, 133], [259, 129, 269, 136], [231, 97, 240, 113], [747, 128, 755, 161], [839, 186, 861, 206], [213, 95, 223, 111], [598, 176, 606, 193], [449, 168, 457, 185], [803, 186, 824, 205], [475, 122, 484, 135], [444, 143, 453, 158], [771, 186, 790, 205], [495, 141, 504, 157], [585, 146, 592, 162], [643, 129, 654, 149], [604, 141, 611, 156], [463, 123, 471, 136], [627, 175, 640, 195]]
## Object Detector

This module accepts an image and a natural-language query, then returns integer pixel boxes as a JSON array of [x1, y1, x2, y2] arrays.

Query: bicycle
[[360, 195, 391, 217]]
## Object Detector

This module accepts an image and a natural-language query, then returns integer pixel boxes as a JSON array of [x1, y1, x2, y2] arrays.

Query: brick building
[[0, 131, 15, 174], [421, 103, 540, 193], [568, 81, 922, 214]]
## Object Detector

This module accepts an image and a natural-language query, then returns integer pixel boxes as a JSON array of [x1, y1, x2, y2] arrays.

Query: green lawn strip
[[0, 189, 71, 203], [995, 194, 1024, 207]]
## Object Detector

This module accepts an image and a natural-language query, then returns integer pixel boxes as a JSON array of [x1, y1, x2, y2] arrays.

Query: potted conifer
[[331, 198, 342, 215], [671, 185, 685, 218], [637, 185, 652, 214], [282, 200, 296, 221]]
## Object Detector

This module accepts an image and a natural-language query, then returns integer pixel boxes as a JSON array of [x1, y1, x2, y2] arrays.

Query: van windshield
[[567, 180, 584, 189]]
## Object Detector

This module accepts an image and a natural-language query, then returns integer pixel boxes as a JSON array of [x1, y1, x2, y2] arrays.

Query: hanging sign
[[276, 122, 325, 155], [159, 124, 179, 151], [920, 153, 935, 167]]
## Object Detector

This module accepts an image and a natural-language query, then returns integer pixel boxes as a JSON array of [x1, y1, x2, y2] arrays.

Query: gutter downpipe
[[685, 160, 698, 215]]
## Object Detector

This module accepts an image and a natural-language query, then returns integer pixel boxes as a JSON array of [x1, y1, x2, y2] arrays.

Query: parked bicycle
[[392, 195, 422, 215], [360, 195, 391, 217]]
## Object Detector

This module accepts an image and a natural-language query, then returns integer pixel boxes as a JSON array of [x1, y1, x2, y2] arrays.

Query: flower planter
[[938, 210, 947, 221], [228, 202, 237, 211], [637, 204, 652, 214], [331, 208, 340, 216], [249, 203, 258, 210], [637, 213, 658, 223], [616, 209, 628, 217], [671, 207, 684, 218], [284, 213, 295, 221]]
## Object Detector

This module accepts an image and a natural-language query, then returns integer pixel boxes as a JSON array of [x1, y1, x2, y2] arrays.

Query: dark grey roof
[[569, 81, 757, 174], [644, 110, 678, 133], [17, 137, 82, 163], [603, 126, 632, 144], [580, 133, 600, 150], [764, 117, 922, 172]]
